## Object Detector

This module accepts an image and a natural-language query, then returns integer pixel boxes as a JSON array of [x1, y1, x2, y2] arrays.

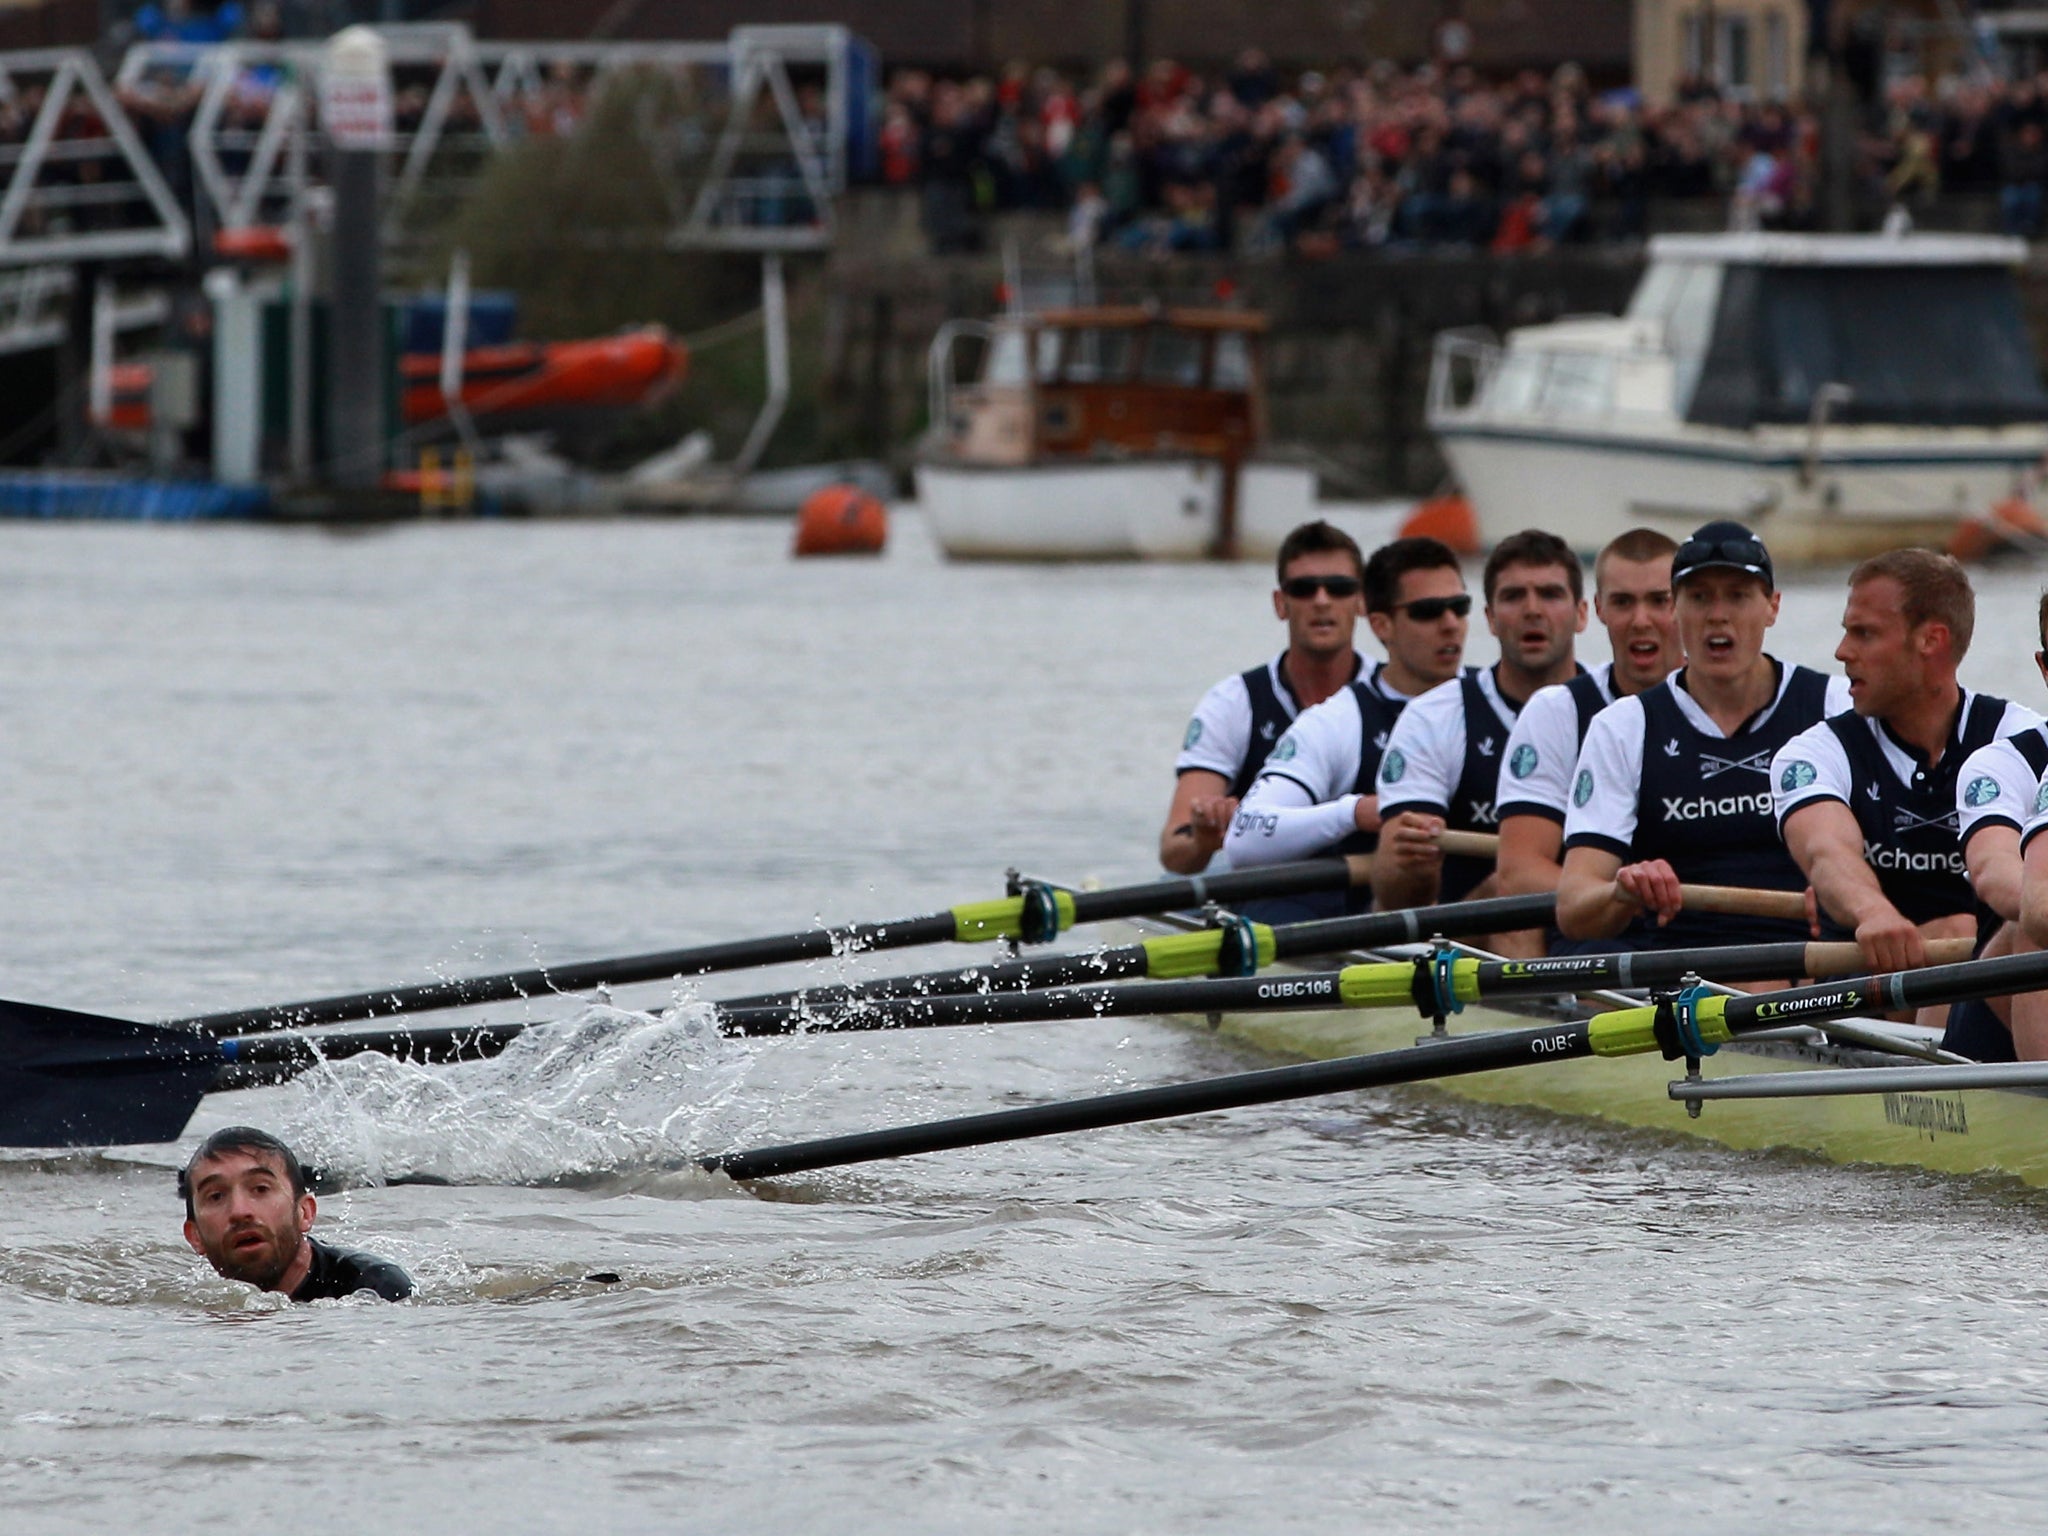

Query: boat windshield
[[1687, 264, 2048, 428], [983, 327, 1062, 386]]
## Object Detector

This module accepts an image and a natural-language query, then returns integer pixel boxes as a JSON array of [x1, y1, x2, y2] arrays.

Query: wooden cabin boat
[[916, 305, 1318, 560]]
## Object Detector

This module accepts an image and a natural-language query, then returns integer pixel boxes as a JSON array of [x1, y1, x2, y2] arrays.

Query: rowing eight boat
[[1130, 913, 2048, 1188]]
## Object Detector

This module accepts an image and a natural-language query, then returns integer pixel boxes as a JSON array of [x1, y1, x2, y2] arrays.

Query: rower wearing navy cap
[[1371, 528, 1589, 917], [1771, 550, 2037, 1025], [1558, 520, 1851, 954], [1160, 521, 1371, 874]]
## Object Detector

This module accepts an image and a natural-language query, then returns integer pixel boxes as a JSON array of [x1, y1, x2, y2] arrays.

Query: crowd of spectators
[[880, 49, 2048, 256]]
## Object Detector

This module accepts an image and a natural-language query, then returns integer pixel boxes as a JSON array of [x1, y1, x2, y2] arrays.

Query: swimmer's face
[[183, 1147, 314, 1291]]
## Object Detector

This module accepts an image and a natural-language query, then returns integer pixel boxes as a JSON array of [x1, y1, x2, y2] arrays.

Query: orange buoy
[[1399, 493, 1481, 555], [793, 484, 888, 556]]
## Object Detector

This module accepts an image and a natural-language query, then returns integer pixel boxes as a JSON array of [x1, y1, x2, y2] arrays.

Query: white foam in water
[[271, 1002, 757, 1188]]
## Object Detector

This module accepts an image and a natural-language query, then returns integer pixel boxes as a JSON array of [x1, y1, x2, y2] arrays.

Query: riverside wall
[[816, 191, 2048, 501]]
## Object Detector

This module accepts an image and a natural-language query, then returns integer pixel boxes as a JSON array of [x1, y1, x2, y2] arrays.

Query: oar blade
[[0, 999, 222, 1148]]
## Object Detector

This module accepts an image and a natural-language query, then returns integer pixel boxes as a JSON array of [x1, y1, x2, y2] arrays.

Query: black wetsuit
[[289, 1237, 415, 1302]]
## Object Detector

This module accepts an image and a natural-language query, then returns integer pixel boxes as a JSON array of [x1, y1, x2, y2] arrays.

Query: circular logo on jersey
[[1381, 746, 1406, 784], [1572, 768, 1594, 808], [1965, 775, 2001, 809], [2034, 779, 2048, 816], [1509, 744, 1538, 780], [1780, 760, 1817, 793], [1182, 718, 1203, 751], [1271, 735, 1298, 763]]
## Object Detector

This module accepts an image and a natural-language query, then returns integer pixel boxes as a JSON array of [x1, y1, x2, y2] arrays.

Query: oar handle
[[1433, 830, 1499, 859], [1678, 884, 1808, 922], [1803, 937, 1975, 974]]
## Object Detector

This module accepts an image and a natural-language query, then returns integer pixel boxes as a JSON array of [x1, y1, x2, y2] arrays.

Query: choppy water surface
[[4, 517, 2048, 1532]]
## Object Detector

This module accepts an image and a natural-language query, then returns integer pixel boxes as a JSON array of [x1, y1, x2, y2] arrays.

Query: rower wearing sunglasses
[[1559, 521, 1851, 953], [1493, 528, 1684, 956], [1220, 535, 1468, 912], [1371, 528, 1591, 914], [1160, 521, 1373, 874]]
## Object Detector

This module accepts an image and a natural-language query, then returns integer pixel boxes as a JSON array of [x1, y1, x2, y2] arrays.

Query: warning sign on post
[[320, 25, 392, 149]]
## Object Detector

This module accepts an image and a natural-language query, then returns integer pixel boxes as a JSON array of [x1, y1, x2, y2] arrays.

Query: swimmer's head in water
[[179, 1126, 315, 1292]]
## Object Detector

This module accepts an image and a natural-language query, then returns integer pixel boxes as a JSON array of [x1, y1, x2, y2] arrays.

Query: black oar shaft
[[213, 1022, 532, 1090], [167, 857, 1376, 1038], [1063, 856, 1366, 923], [718, 970, 1352, 1037], [704, 1021, 1595, 1181], [170, 914, 960, 1036], [718, 891, 1559, 1017]]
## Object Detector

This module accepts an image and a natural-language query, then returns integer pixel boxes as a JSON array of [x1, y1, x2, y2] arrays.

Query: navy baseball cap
[[1670, 520, 1773, 591]]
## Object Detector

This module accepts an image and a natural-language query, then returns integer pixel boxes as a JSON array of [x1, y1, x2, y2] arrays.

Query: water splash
[[270, 1003, 756, 1189]]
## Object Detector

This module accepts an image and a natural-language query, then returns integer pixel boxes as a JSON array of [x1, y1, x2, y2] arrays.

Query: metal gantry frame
[[0, 49, 191, 265], [103, 22, 862, 252]]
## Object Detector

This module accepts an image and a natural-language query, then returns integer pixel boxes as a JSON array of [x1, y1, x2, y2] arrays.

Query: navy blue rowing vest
[[1228, 663, 1298, 799], [1633, 663, 1831, 947], [1438, 668, 1515, 902], [1824, 695, 2010, 926], [1329, 669, 1410, 864], [1565, 669, 1612, 743], [2010, 725, 2048, 786]]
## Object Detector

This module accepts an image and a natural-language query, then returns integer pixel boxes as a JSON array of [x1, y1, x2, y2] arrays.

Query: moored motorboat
[[1427, 226, 2048, 563]]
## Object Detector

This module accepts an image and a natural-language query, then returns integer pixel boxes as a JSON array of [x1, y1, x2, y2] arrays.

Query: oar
[[0, 927, 1924, 1150], [166, 854, 1386, 1038], [700, 945, 2048, 1181], [714, 879, 1805, 1014], [714, 935, 1975, 1038], [0, 1001, 526, 1148]]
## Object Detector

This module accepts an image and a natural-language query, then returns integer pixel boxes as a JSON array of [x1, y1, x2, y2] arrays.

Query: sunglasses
[[1280, 575, 1363, 599], [1389, 593, 1473, 622], [1675, 534, 1771, 576]]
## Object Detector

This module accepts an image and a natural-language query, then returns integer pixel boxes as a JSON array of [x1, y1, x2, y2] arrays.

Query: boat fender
[[793, 484, 888, 556], [1398, 494, 1481, 556]]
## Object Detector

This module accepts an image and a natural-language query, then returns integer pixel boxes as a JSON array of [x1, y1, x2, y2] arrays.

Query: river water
[[5, 515, 2048, 1532]]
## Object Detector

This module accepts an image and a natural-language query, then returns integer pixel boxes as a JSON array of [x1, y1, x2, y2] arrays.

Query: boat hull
[[1435, 422, 2048, 563], [1190, 990, 2048, 1185], [915, 457, 1319, 561]]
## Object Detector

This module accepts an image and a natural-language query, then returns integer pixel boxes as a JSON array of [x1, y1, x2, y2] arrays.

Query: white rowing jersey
[[1224, 663, 1414, 867], [1175, 650, 1366, 799], [1567, 664, 1852, 854], [1376, 664, 1534, 902], [1496, 662, 1617, 825], [1772, 692, 2038, 923], [1957, 722, 2048, 852]]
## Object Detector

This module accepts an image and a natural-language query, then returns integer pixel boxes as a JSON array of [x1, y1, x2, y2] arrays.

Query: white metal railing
[[927, 318, 998, 433]]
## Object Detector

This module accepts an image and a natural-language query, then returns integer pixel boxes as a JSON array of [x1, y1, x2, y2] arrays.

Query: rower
[[1950, 591, 2048, 1060], [180, 1126, 414, 1302], [1771, 551, 2038, 1024], [1160, 520, 1370, 874], [1372, 528, 1588, 914], [1495, 528, 1682, 952], [1558, 520, 1850, 953], [1221, 535, 1467, 904]]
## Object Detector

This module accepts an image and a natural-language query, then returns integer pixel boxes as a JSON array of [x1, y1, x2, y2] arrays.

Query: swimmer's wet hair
[[177, 1126, 307, 1221]]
